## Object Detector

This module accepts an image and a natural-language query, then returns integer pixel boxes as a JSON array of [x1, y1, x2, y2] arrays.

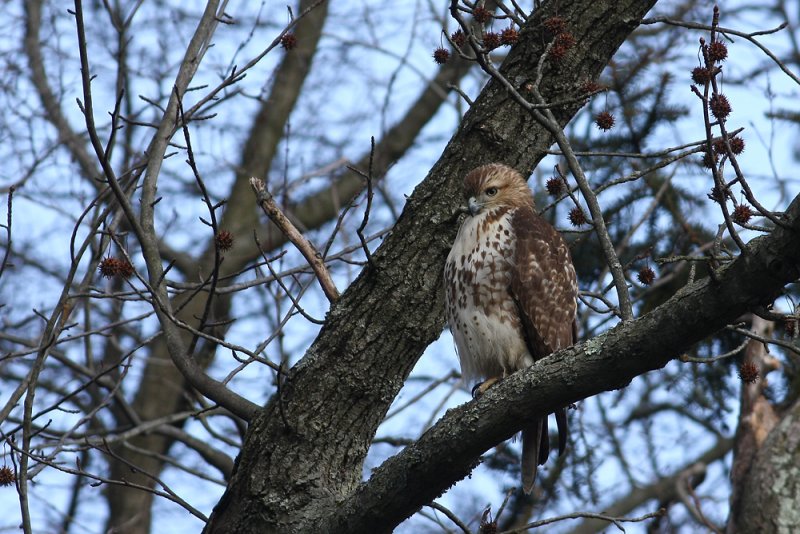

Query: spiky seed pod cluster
[[433, 47, 450, 64], [280, 33, 297, 50], [543, 16, 573, 62], [439, 23, 517, 60], [738, 361, 759, 384], [543, 16, 566, 36], [483, 31, 501, 50], [473, 6, 492, 24], [708, 41, 728, 62], [0, 465, 15, 486], [691, 66, 713, 85], [582, 80, 603, 94], [118, 260, 134, 279], [713, 136, 745, 156], [637, 266, 655, 286], [554, 30, 575, 47], [215, 230, 234, 251], [728, 136, 745, 154], [500, 27, 519, 46], [710, 94, 731, 120], [702, 150, 718, 170], [732, 204, 753, 225], [786, 318, 797, 338], [450, 30, 466, 48], [98, 257, 119, 278], [568, 207, 587, 226], [595, 111, 615, 131], [545, 177, 563, 196], [550, 31, 576, 61], [708, 186, 725, 203], [98, 257, 134, 279], [692, 36, 727, 86]]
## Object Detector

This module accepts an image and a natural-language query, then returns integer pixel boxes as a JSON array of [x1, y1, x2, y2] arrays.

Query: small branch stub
[[250, 177, 340, 303]]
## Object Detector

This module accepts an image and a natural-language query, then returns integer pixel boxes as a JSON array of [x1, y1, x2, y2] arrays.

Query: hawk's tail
[[521, 417, 546, 494], [555, 406, 568, 457], [521, 409, 569, 494]]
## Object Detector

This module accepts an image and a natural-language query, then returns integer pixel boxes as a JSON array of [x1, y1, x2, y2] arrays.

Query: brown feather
[[521, 420, 543, 494], [509, 207, 577, 357]]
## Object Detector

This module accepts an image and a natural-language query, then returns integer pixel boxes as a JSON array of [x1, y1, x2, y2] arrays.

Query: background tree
[[1, 0, 799, 533]]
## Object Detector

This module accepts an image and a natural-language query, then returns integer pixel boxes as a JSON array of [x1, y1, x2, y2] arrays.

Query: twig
[[447, 83, 474, 106], [250, 177, 340, 302], [641, 17, 799, 85], [352, 136, 376, 266], [680, 338, 749, 363], [7, 438, 208, 522], [500, 508, 666, 533], [0, 186, 14, 282], [183, 0, 327, 122], [257, 246, 323, 325], [494, 489, 515, 525], [426, 502, 471, 534], [176, 95, 225, 355], [692, 12, 748, 254], [100, 235, 267, 416], [675, 463, 721, 534], [579, 290, 620, 316], [71, 0, 265, 418], [727, 324, 800, 357], [384, 371, 458, 422]]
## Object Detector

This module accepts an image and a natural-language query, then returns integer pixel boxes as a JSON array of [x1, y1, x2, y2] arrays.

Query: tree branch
[[250, 178, 340, 302]]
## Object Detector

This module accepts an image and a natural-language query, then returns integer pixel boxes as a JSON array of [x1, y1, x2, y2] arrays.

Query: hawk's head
[[462, 163, 535, 216]]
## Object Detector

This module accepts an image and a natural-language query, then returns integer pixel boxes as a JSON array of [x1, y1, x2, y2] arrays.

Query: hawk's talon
[[470, 382, 482, 398], [471, 376, 502, 398]]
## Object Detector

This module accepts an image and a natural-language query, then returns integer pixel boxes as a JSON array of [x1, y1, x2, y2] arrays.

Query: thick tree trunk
[[732, 401, 800, 533], [728, 317, 800, 533], [204, 1, 660, 532]]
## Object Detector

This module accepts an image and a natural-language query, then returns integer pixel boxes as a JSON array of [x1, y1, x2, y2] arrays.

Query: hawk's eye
[[485, 187, 498, 196]]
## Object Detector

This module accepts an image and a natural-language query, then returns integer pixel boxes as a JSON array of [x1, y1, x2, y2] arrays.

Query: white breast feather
[[444, 210, 533, 383]]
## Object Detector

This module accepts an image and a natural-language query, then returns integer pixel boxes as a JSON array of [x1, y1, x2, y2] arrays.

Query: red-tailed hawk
[[444, 163, 578, 493]]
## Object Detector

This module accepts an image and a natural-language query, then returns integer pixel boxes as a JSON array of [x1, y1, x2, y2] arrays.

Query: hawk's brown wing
[[509, 207, 577, 493], [509, 207, 577, 359]]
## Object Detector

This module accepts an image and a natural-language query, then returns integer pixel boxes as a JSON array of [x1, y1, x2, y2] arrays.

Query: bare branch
[[503, 508, 666, 533], [250, 177, 340, 303]]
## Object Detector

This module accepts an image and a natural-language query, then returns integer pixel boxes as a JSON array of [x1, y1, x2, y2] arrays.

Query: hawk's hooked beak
[[467, 197, 482, 216]]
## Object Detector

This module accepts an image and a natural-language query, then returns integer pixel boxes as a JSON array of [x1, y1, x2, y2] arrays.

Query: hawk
[[444, 163, 578, 493]]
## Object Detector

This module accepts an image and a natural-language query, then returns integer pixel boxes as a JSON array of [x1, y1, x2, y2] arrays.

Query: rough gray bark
[[204, 0, 659, 532], [733, 399, 800, 533], [726, 316, 781, 533]]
